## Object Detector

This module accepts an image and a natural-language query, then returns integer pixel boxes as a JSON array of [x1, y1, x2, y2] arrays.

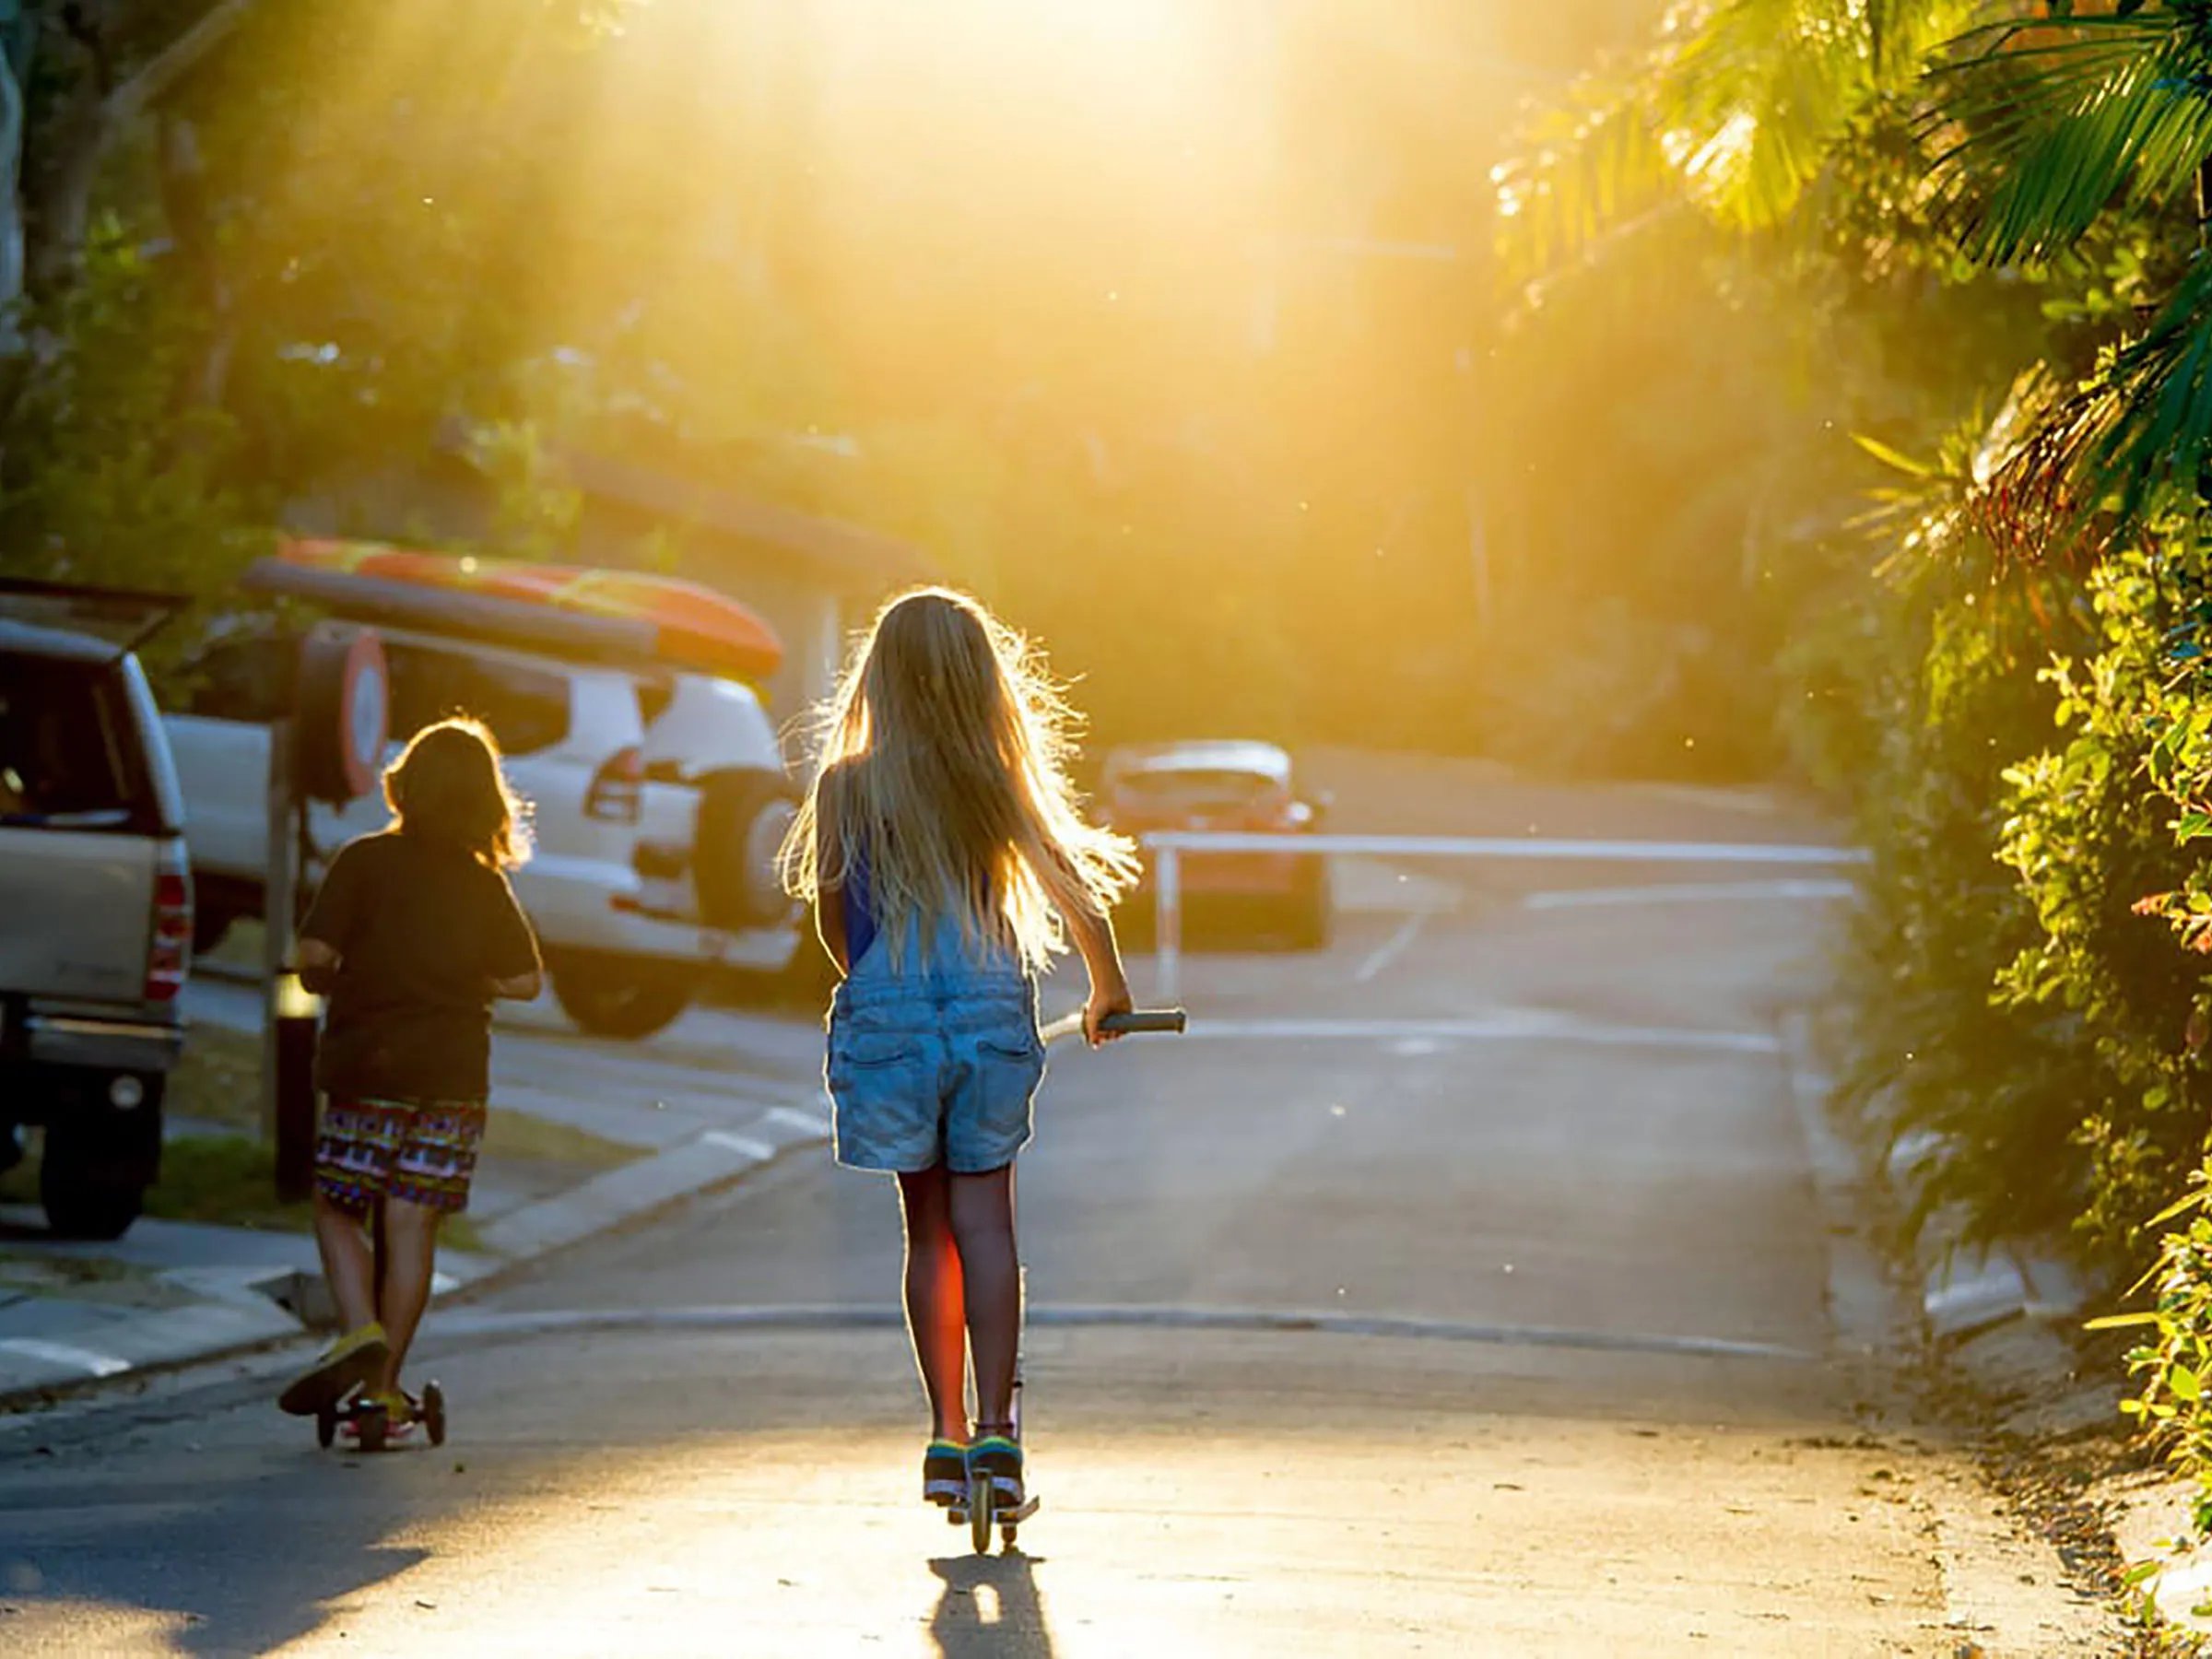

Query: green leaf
[[2171, 1362, 2201, 1402], [2086, 1311, 2164, 1329], [1853, 433, 1936, 478]]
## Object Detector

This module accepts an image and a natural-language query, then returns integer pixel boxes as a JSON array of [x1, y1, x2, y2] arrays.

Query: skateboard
[[315, 1381, 447, 1453]]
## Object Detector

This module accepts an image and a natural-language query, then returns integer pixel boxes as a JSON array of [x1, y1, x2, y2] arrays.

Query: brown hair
[[382, 717, 532, 869]]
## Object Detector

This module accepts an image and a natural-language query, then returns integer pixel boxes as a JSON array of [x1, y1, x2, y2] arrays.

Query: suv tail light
[[585, 745, 643, 825], [147, 844, 193, 1003]]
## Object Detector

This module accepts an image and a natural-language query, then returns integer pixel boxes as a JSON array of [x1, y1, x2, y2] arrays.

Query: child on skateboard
[[277, 716, 543, 1436], [782, 587, 1140, 1513]]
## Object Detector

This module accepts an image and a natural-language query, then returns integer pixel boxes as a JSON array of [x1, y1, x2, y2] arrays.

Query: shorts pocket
[[835, 1031, 924, 1071]]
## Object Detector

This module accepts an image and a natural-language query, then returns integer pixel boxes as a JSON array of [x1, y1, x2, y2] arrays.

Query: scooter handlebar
[[1041, 1007, 1188, 1043]]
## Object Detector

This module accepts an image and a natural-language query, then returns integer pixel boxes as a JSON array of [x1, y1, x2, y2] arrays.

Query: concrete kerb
[[0, 1094, 831, 1418]]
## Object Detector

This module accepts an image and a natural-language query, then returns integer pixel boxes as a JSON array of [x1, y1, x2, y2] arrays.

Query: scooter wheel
[[968, 1474, 994, 1555], [315, 1407, 336, 1450], [421, 1381, 447, 1448]]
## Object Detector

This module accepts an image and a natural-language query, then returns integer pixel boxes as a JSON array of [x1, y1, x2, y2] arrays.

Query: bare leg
[[898, 1167, 971, 1441], [371, 1197, 441, 1395], [947, 1166, 1019, 1432], [311, 1192, 379, 1333]]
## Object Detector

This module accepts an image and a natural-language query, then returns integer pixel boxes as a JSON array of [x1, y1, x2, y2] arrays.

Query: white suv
[[167, 625, 799, 1040]]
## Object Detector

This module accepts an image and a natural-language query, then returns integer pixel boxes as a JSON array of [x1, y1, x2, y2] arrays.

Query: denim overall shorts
[[825, 912, 1045, 1174]]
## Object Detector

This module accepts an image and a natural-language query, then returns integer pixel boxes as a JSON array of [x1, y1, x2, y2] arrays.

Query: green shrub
[[2091, 1159, 2212, 1534], [1995, 549, 2212, 1267]]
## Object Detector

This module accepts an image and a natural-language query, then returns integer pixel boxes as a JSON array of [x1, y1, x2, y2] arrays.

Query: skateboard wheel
[[356, 1406, 388, 1453], [315, 1408, 335, 1450], [421, 1381, 447, 1448]]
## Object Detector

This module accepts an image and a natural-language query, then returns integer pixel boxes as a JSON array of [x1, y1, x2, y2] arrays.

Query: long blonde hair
[[780, 587, 1137, 971]]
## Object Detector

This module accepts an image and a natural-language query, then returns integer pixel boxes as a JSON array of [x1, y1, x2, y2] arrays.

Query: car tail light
[[586, 746, 643, 824], [147, 845, 192, 1003]]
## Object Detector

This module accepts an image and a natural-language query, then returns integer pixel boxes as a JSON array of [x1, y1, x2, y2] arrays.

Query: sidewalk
[[1779, 1008, 2206, 1644], [0, 985, 831, 1409]]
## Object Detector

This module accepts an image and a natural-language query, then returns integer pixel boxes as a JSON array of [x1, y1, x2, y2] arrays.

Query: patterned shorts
[[314, 1096, 488, 1218]]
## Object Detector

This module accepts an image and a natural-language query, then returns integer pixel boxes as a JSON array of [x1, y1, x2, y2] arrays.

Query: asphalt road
[[0, 867, 2090, 1655]]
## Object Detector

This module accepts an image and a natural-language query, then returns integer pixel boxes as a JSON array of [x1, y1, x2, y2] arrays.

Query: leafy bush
[[1996, 550, 2212, 1267], [1806, 560, 2115, 1259], [2092, 1162, 2212, 1535]]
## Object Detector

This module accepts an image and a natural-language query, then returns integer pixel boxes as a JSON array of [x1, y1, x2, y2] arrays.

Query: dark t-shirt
[[301, 830, 541, 1103]]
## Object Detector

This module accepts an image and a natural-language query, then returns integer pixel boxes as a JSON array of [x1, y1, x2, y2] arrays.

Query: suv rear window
[[385, 646, 571, 758], [0, 653, 154, 831]]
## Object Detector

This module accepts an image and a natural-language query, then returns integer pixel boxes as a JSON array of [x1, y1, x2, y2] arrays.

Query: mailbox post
[[265, 625, 388, 1202]]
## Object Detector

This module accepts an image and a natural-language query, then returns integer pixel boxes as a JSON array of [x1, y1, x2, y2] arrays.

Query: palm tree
[[1500, 1, 2212, 550], [1494, 0, 1979, 282], [1928, 4, 2212, 546]]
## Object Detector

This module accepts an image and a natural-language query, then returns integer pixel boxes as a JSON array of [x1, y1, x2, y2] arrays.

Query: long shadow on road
[[0, 1451, 434, 1657], [929, 1551, 1055, 1659]]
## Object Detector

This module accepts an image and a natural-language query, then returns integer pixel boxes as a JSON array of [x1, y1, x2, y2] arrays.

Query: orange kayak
[[278, 537, 784, 682]]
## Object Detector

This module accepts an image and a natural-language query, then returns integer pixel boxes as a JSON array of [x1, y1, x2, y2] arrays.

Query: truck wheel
[[41, 1125, 147, 1241], [691, 770, 800, 932], [192, 907, 233, 958], [717, 937, 840, 1014], [551, 956, 693, 1041]]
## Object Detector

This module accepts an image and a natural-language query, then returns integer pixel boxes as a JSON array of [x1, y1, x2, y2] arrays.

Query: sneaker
[[923, 1440, 968, 1506], [278, 1322, 389, 1417], [966, 1434, 1024, 1508]]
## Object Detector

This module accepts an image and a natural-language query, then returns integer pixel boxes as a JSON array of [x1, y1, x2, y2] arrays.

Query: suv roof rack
[[0, 578, 190, 658]]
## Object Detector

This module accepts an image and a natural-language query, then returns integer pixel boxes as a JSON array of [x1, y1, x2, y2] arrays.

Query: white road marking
[[1353, 912, 1430, 983], [766, 1104, 829, 1135], [1524, 879, 1857, 911], [1146, 830, 1865, 864], [1182, 1016, 1779, 1054], [0, 1338, 130, 1378], [701, 1131, 776, 1162]]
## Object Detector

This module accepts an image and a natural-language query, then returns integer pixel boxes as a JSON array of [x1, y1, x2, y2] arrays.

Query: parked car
[[164, 621, 800, 1041], [1100, 739, 1333, 948], [0, 583, 193, 1239]]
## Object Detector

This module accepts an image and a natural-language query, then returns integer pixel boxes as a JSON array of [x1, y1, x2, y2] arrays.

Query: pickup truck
[[1, 584, 193, 1239], [162, 620, 801, 1040]]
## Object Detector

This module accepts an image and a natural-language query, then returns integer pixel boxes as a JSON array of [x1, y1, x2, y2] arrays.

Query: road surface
[[0, 854, 2102, 1654]]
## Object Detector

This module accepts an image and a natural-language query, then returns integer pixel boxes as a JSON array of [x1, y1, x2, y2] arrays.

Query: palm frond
[[1966, 258, 2212, 559], [1492, 74, 1677, 289], [1930, 8, 2212, 262], [1661, 0, 1979, 229], [1494, 0, 1976, 278], [1963, 365, 2113, 564], [2089, 249, 2212, 518]]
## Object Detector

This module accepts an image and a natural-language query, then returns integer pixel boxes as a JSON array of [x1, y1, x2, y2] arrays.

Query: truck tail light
[[585, 746, 643, 825], [147, 844, 193, 1002]]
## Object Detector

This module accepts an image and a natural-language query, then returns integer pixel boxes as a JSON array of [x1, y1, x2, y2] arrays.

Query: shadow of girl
[[928, 1550, 1056, 1659]]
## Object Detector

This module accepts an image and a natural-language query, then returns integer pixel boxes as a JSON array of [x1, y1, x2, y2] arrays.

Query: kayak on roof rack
[[273, 536, 785, 685]]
